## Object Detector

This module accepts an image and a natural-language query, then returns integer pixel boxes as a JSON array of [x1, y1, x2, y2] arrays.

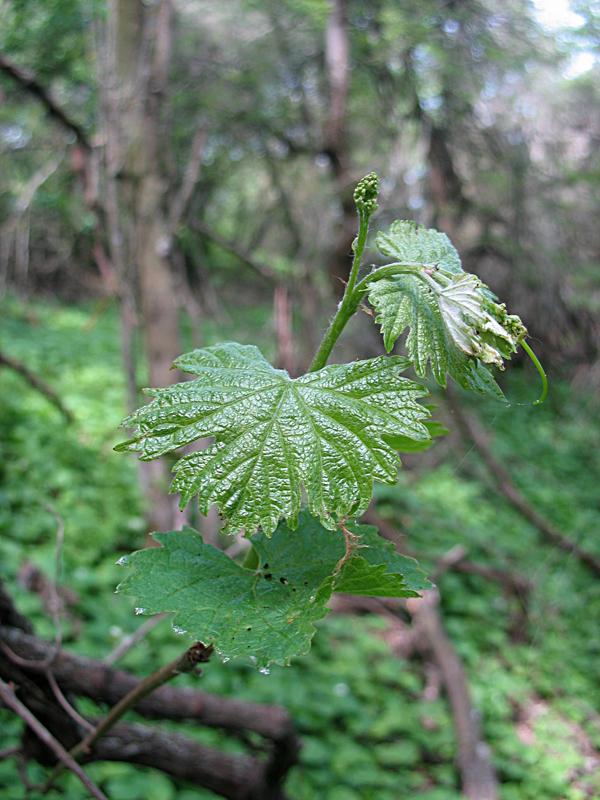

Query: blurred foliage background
[[1, 1, 600, 798]]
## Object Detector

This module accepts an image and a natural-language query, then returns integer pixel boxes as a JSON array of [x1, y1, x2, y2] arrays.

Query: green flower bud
[[353, 172, 379, 216]]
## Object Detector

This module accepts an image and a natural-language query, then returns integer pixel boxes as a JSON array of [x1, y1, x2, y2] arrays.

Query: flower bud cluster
[[353, 172, 379, 216]]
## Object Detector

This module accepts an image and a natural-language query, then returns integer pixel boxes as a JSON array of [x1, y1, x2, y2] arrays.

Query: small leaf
[[116, 343, 430, 535], [376, 220, 462, 274], [118, 512, 430, 666], [369, 221, 526, 397], [335, 524, 431, 597], [385, 419, 448, 453]]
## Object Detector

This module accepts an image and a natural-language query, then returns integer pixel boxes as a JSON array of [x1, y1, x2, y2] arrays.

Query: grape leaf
[[334, 524, 431, 596], [369, 221, 526, 397], [115, 344, 430, 535], [117, 512, 430, 666], [387, 418, 448, 453], [376, 219, 463, 274]]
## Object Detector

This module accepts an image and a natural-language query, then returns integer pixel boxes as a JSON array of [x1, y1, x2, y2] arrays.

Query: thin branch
[[103, 613, 167, 666], [446, 390, 600, 576], [406, 591, 499, 800], [189, 220, 278, 283], [0, 351, 74, 423], [0, 746, 20, 761], [0, 53, 90, 150], [170, 125, 208, 233], [364, 507, 531, 597], [45, 642, 213, 789], [44, 503, 65, 655], [0, 678, 108, 800], [45, 670, 94, 733], [0, 624, 295, 741]]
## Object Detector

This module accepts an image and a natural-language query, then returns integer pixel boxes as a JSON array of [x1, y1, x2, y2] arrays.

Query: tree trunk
[[107, 0, 181, 532], [324, 0, 355, 295]]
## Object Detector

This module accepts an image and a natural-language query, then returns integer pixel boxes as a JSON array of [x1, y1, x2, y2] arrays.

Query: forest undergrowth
[[1, 295, 599, 800]]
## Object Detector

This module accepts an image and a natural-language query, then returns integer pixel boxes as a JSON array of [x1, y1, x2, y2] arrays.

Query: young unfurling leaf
[[368, 221, 526, 397]]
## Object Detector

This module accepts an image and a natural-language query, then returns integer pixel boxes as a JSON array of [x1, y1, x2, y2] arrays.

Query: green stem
[[353, 261, 434, 294], [521, 339, 548, 405], [309, 211, 370, 372], [242, 544, 259, 570]]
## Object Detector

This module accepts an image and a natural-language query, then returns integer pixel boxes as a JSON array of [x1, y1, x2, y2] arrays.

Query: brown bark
[[0, 621, 298, 798], [85, 722, 285, 800], [106, 0, 183, 532], [0, 625, 295, 743], [274, 284, 295, 374], [109, 0, 180, 390], [324, 0, 356, 294]]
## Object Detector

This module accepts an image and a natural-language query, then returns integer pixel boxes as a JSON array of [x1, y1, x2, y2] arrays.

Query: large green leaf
[[116, 344, 430, 535], [369, 221, 526, 397], [117, 512, 430, 666]]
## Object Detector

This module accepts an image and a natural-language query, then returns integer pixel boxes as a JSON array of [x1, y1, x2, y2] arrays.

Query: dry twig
[[0, 678, 108, 800]]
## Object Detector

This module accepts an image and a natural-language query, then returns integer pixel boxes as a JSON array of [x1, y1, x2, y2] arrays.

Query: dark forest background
[[1, 1, 599, 799]]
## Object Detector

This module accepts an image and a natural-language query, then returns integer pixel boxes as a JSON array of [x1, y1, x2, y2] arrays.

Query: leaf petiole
[[354, 261, 436, 295], [242, 544, 259, 570]]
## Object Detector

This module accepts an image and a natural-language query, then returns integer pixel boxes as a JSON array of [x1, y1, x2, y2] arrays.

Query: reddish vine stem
[[333, 522, 363, 575]]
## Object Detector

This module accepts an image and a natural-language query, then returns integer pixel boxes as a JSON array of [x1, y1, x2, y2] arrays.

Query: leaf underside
[[369, 221, 525, 399], [116, 344, 431, 535], [118, 512, 431, 666]]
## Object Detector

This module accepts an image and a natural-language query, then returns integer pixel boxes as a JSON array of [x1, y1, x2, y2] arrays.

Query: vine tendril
[[521, 339, 548, 405]]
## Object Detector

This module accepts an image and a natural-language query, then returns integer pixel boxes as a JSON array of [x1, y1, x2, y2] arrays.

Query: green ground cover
[[1, 296, 598, 799]]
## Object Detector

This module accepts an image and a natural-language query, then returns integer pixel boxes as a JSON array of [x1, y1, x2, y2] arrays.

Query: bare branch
[[0, 678, 108, 800], [0, 351, 74, 423], [0, 625, 294, 742], [0, 53, 91, 150], [0, 621, 298, 797], [103, 613, 167, 666], [190, 220, 279, 283], [46, 670, 94, 733], [446, 390, 600, 577], [85, 720, 282, 800], [45, 642, 213, 789], [406, 591, 499, 800], [170, 125, 208, 233]]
